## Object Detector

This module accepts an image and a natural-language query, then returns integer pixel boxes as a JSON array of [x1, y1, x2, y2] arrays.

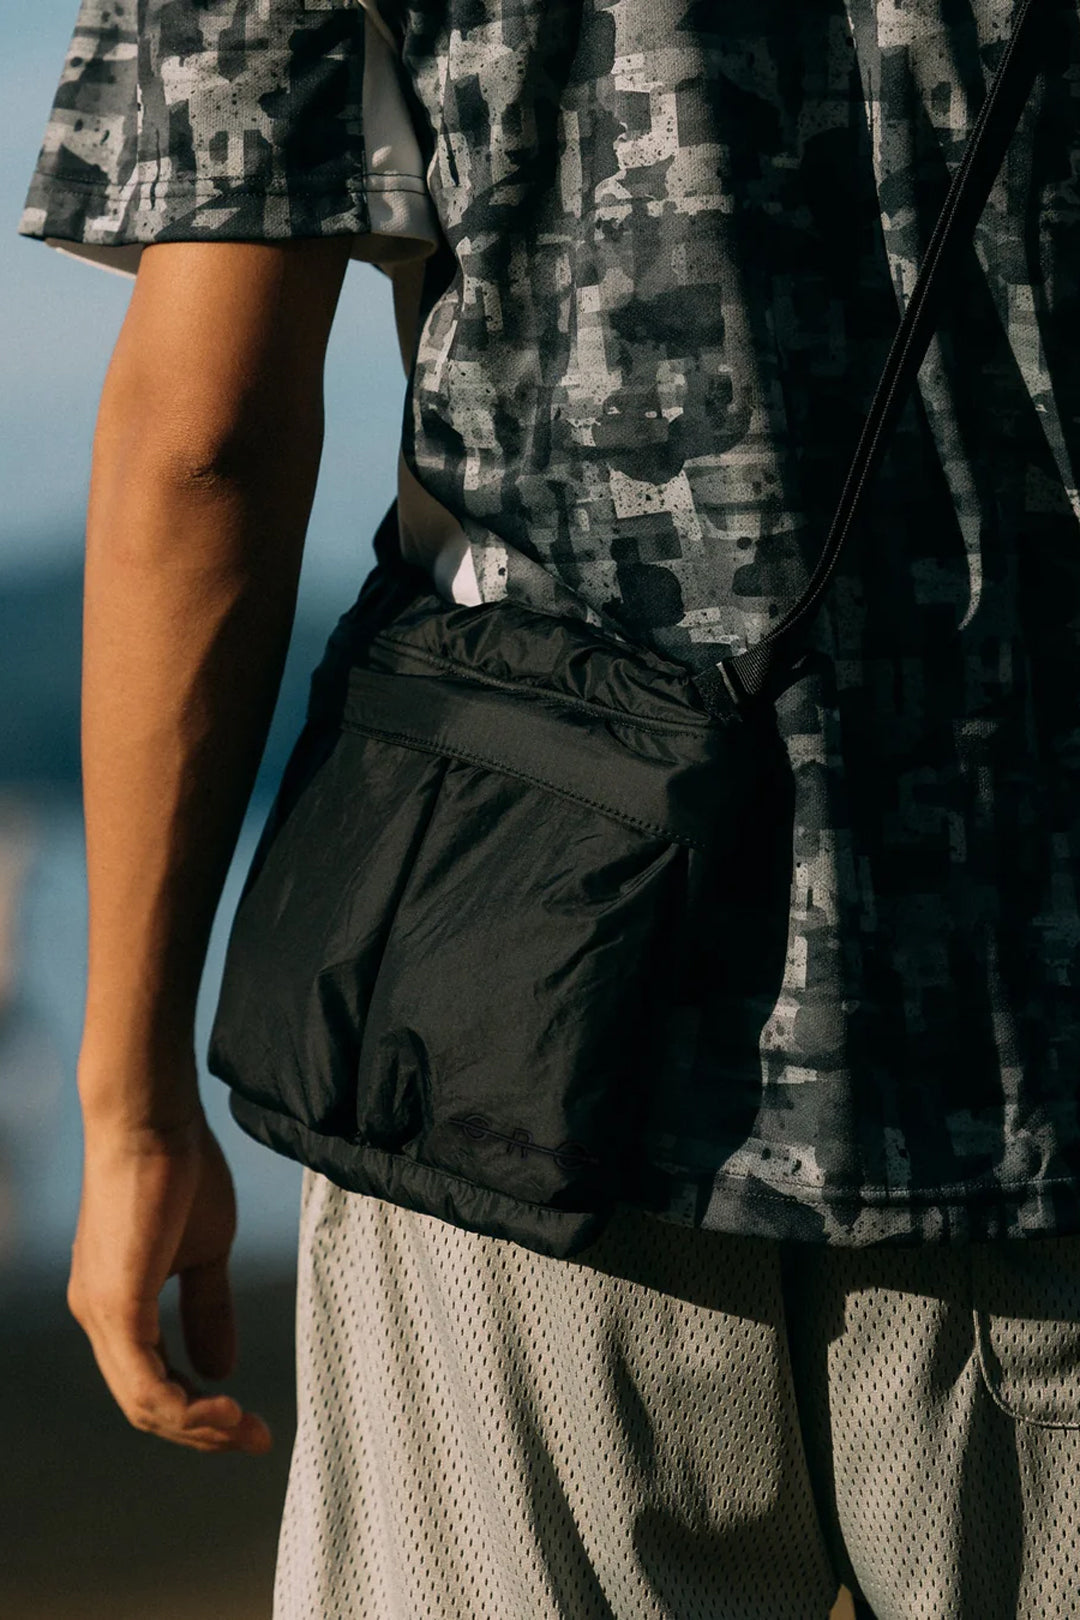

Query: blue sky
[[0, 0, 407, 604]]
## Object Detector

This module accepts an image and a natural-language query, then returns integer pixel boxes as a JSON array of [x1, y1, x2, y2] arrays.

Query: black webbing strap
[[692, 0, 1052, 723]]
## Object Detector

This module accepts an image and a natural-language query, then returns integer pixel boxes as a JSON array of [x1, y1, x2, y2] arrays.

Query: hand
[[67, 1105, 273, 1455]]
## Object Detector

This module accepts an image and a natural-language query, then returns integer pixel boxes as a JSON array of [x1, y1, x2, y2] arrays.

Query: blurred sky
[[1, 0, 408, 599]]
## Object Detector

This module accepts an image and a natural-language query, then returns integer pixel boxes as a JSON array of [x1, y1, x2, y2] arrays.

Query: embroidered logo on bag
[[449, 1113, 601, 1172]]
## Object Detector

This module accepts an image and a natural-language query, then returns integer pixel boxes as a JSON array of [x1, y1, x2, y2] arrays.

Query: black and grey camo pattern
[[19, 0, 372, 248], [389, 0, 1080, 1247], [20, 0, 1080, 1245]]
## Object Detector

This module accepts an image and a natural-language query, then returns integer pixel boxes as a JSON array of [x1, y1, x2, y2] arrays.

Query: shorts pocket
[[971, 1233, 1080, 1428]]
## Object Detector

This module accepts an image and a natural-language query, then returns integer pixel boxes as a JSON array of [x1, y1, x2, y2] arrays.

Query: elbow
[[92, 356, 322, 497]]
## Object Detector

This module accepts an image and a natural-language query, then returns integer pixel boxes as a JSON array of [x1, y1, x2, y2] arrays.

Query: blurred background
[[1, 6, 406, 1614]]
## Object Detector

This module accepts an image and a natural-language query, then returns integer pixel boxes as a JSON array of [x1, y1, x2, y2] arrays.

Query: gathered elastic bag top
[[208, 0, 1053, 1259]]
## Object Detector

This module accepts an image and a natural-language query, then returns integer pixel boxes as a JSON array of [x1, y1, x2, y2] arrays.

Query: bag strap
[[692, 0, 1053, 723]]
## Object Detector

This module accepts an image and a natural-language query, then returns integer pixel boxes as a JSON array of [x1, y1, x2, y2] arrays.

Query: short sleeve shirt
[[20, 0, 1080, 1246], [18, 0, 440, 273]]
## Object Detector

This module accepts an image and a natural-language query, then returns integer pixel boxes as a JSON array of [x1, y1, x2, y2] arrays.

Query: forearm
[[77, 432, 314, 1126], [75, 239, 349, 1130]]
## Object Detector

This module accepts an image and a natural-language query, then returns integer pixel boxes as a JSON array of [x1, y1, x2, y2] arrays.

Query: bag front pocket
[[972, 1233, 1080, 1428], [351, 750, 688, 1211], [209, 723, 450, 1137]]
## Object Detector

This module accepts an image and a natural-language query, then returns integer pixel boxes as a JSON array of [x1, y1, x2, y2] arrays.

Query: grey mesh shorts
[[272, 1168, 1080, 1620]]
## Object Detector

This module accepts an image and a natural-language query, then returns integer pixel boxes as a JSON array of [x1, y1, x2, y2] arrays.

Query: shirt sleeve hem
[[20, 168, 430, 201], [18, 170, 440, 275]]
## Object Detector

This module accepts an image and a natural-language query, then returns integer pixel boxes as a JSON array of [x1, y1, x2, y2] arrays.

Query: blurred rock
[[0, 791, 37, 1009]]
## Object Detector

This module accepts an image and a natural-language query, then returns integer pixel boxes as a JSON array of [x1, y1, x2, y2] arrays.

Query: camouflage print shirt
[[20, 0, 1080, 1246]]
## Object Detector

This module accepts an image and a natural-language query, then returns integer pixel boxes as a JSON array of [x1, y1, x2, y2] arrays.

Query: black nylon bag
[[209, 549, 785, 1257], [207, 0, 1051, 1259]]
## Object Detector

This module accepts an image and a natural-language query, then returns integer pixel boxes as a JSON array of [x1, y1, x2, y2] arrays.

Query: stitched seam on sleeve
[[26, 170, 377, 199]]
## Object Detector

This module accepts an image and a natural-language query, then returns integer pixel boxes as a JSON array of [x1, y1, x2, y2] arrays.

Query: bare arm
[[68, 236, 352, 1453]]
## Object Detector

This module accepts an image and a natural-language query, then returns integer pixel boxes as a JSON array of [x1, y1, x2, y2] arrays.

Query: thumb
[[178, 1257, 237, 1381]]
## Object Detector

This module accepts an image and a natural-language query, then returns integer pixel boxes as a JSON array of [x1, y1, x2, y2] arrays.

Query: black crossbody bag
[[209, 0, 1053, 1259]]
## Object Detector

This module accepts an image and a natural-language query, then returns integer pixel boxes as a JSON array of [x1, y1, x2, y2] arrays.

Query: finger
[[80, 1305, 270, 1452], [165, 1366, 229, 1412], [156, 1349, 245, 1429], [167, 1403, 273, 1453], [131, 1421, 266, 1455], [96, 1321, 241, 1441], [158, 1328, 272, 1445], [178, 1257, 236, 1380], [188, 1411, 274, 1453], [129, 1393, 271, 1452], [77, 1298, 192, 1432], [155, 1338, 273, 1452], [123, 1335, 226, 1434], [163, 1413, 274, 1453]]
